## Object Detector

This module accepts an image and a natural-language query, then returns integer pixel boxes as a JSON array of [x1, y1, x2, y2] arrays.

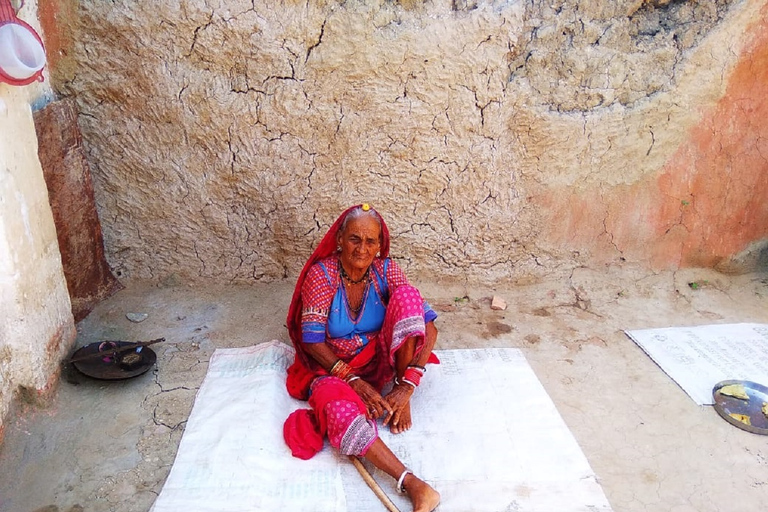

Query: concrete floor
[[1, 264, 767, 512]]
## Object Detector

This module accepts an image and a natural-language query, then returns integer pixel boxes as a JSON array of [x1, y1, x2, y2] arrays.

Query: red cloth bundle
[[283, 377, 368, 459]]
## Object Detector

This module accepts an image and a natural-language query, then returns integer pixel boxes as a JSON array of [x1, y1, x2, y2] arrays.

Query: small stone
[[126, 312, 148, 323], [491, 296, 507, 310]]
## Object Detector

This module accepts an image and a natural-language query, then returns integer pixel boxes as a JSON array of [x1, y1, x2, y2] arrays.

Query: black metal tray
[[71, 341, 157, 380]]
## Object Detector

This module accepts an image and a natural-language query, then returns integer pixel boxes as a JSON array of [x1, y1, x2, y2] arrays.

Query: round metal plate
[[71, 341, 157, 380], [712, 379, 768, 435]]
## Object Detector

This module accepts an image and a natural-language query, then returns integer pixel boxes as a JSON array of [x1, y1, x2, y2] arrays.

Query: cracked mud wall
[[0, 0, 76, 442], [52, 0, 768, 285]]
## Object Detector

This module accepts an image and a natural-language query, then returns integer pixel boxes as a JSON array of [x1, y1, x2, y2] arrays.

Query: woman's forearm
[[302, 341, 341, 371]]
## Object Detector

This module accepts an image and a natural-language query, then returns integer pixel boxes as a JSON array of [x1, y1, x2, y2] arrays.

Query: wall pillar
[[0, 83, 75, 443]]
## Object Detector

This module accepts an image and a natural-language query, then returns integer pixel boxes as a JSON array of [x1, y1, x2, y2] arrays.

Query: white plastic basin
[[0, 22, 46, 80]]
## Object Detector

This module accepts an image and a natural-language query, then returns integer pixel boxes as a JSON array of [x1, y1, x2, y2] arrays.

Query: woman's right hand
[[300, 342, 391, 418], [349, 379, 393, 420]]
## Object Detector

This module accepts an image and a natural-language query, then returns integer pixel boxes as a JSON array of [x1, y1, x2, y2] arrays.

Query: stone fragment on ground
[[126, 312, 148, 323]]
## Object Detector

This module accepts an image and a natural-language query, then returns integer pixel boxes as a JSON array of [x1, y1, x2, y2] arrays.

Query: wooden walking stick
[[348, 455, 402, 512]]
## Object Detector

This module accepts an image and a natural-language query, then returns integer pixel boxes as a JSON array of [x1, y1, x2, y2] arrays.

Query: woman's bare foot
[[403, 474, 440, 512], [390, 400, 412, 434], [384, 383, 414, 434]]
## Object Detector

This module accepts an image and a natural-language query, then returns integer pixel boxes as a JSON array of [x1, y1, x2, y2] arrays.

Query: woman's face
[[337, 215, 381, 273]]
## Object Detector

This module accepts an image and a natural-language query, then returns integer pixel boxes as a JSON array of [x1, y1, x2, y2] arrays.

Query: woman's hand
[[383, 383, 414, 431], [349, 379, 393, 420]]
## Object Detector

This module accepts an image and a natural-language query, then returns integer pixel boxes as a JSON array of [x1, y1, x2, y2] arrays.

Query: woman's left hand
[[349, 379, 393, 420]]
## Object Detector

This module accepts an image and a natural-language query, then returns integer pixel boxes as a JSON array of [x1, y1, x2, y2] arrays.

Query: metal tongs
[[67, 337, 166, 364]]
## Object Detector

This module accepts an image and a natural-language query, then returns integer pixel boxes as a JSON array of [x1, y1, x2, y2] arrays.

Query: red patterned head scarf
[[285, 205, 390, 394]]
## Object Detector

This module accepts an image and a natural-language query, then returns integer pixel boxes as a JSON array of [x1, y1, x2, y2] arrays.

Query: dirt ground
[[1, 264, 767, 512]]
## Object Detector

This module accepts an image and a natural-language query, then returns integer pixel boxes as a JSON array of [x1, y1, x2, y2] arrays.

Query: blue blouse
[[301, 258, 437, 351]]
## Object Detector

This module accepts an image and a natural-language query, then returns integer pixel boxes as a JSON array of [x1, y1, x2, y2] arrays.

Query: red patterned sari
[[283, 206, 436, 459]]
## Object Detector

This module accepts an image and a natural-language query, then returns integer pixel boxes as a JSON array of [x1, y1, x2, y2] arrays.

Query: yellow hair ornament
[[361, 203, 370, 211]]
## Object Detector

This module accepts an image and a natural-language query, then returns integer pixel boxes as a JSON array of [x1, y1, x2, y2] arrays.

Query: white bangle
[[346, 375, 361, 384], [401, 378, 417, 388], [396, 469, 412, 493]]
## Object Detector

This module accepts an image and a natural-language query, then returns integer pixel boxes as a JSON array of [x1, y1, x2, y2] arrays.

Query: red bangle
[[403, 367, 422, 386], [331, 360, 353, 381]]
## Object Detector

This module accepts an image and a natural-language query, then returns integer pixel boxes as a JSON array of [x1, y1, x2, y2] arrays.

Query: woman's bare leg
[[388, 322, 438, 433], [394, 336, 417, 377], [388, 337, 416, 433], [364, 438, 440, 512]]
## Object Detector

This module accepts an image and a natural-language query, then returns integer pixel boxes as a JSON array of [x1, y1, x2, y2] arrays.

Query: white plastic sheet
[[625, 323, 768, 405], [151, 341, 612, 512]]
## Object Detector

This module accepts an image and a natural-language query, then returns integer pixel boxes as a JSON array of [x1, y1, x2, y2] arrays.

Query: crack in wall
[[305, 19, 326, 64], [186, 11, 215, 58]]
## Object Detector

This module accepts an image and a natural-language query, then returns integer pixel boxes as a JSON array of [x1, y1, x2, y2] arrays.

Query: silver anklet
[[396, 469, 412, 493]]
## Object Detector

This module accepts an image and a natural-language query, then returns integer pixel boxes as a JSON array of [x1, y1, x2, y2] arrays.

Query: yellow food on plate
[[718, 384, 749, 400], [729, 413, 751, 425], [762, 402, 768, 418]]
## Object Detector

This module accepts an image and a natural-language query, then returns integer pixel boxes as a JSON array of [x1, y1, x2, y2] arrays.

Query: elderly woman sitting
[[283, 204, 440, 512]]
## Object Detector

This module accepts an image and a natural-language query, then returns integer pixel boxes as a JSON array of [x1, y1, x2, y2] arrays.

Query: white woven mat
[[150, 341, 612, 512], [625, 323, 768, 405]]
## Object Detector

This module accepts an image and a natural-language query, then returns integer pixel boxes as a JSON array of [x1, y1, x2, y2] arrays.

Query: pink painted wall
[[538, 7, 768, 271]]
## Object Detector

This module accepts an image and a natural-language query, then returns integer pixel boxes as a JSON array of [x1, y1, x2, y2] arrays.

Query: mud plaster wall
[[53, 0, 768, 285], [0, 1, 76, 443]]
